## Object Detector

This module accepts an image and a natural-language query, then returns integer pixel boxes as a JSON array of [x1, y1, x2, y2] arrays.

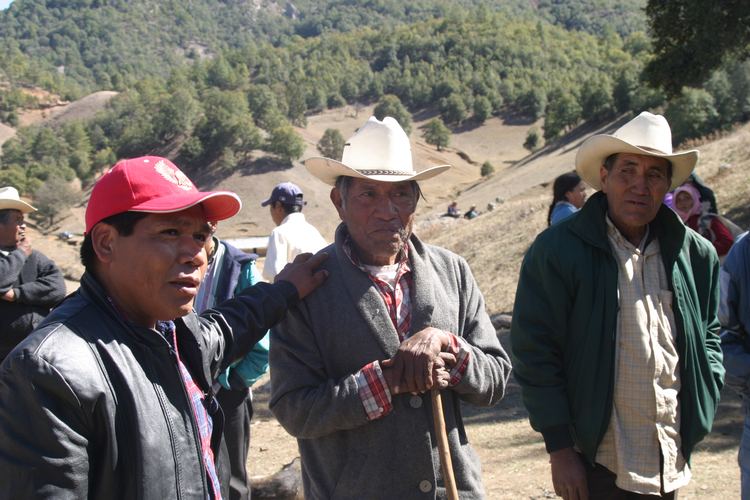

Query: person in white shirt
[[262, 182, 328, 280]]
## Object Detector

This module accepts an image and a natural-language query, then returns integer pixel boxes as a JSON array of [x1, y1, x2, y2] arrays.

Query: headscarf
[[672, 183, 703, 222]]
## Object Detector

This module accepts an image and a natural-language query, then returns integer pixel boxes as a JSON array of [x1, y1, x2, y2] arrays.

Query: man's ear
[[330, 187, 345, 220], [90, 223, 118, 265], [599, 165, 609, 194]]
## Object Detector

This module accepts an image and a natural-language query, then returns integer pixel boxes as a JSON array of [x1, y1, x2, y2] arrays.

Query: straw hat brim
[[304, 157, 451, 186], [0, 199, 36, 213], [575, 135, 699, 190]]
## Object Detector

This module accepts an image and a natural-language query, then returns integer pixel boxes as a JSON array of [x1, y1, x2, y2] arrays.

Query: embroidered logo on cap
[[155, 159, 194, 191]]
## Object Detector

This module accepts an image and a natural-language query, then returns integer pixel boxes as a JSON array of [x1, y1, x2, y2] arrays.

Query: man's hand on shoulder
[[0, 289, 15, 302], [549, 447, 588, 500], [274, 252, 328, 300]]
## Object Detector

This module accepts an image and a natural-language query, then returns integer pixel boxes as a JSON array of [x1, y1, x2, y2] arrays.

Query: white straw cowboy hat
[[305, 116, 451, 186], [0, 186, 36, 213], [575, 111, 699, 190]]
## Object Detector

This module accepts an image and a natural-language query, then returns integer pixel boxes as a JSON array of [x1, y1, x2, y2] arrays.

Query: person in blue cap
[[261, 182, 327, 281]]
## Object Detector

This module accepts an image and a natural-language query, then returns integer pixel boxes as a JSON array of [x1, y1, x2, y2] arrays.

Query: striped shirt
[[159, 321, 223, 500]]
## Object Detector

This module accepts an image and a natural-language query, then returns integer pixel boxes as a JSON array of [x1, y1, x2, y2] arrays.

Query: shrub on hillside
[[524, 127, 542, 152], [481, 161, 495, 177], [34, 177, 80, 227], [423, 119, 451, 151], [317, 128, 345, 160], [266, 126, 305, 162]]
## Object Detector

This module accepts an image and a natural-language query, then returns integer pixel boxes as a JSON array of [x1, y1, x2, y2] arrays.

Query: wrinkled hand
[[0, 289, 15, 302], [431, 352, 456, 390], [17, 235, 31, 256], [382, 351, 456, 395], [275, 252, 328, 300], [550, 447, 588, 500], [381, 327, 457, 394]]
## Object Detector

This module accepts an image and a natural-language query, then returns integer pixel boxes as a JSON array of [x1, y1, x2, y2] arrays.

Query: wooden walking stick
[[431, 388, 459, 500]]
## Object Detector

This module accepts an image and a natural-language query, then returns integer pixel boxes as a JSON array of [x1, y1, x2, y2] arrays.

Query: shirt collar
[[281, 212, 305, 224], [605, 215, 658, 254]]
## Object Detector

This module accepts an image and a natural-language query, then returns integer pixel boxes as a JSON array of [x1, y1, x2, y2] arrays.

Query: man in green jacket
[[511, 112, 725, 499]]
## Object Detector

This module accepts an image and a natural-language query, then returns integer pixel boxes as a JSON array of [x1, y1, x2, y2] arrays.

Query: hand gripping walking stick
[[431, 388, 459, 500]]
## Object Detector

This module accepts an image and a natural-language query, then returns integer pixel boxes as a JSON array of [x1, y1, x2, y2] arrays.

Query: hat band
[[358, 169, 417, 176]]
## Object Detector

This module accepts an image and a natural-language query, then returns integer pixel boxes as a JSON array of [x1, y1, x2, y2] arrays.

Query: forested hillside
[[1, 0, 749, 222], [0, 7, 657, 194], [0, 0, 647, 98]]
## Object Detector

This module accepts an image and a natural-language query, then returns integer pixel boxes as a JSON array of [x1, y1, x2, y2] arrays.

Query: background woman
[[548, 172, 587, 226], [673, 183, 734, 257]]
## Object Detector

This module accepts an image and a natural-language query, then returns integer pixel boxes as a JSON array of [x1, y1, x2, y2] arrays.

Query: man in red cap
[[0, 156, 327, 499]]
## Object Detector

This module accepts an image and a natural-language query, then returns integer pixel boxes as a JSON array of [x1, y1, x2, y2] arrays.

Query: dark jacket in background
[[0, 271, 297, 499], [0, 248, 65, 361]]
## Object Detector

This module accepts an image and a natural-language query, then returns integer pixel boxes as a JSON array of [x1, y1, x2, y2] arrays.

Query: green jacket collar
[[569, 191, 687, 260]]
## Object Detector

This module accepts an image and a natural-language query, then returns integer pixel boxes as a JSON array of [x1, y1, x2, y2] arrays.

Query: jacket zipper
[[152, 359, 184, 500]]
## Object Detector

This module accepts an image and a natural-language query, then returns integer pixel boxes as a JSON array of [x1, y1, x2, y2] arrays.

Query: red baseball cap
[[85, 156, 241, 233]]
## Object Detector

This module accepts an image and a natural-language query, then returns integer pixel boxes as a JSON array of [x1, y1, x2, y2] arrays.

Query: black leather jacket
[[0, 271, 297, 499]]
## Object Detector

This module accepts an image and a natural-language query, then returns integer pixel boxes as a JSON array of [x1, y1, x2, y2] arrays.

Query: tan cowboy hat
[[575, 111, 699, 190], [0, 186, 36, 213], [305, 116, 451, 186]]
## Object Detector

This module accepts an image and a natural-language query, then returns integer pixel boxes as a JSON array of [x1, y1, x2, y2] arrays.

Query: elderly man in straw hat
[[269, 116, 511, 499], [511, 112, 725, 499], [0, 186, 65, 363], [0, 157, 328, 498]]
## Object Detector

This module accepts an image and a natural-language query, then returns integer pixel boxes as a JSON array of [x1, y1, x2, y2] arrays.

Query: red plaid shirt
[[108, 297, 222, 499], [160, 321, 222, 500], [343, 237, 471, 420]]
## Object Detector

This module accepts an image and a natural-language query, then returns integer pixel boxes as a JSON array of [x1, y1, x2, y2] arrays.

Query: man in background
[[261, 182, 327, 281], [511, 112, 724, 499], [195, 224, 269, 500], [718, 231, 750, 499], [0, 186, 65, 362]]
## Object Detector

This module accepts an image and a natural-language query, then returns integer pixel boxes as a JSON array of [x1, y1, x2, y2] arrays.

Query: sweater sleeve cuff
[[355, 361, 393, 420], [541, 425, 575, 453], [272, 280, 300, 307], [447, 334, 471, 386]]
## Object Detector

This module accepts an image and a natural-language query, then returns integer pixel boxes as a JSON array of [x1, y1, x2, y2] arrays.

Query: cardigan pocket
[[331, 451, 367, 499]]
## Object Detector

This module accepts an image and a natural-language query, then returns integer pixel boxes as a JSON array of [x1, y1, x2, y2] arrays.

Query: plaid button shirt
[[344, 236, 471, 420], [160, 321, 223, 500], [595, 219, 689, 494]]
